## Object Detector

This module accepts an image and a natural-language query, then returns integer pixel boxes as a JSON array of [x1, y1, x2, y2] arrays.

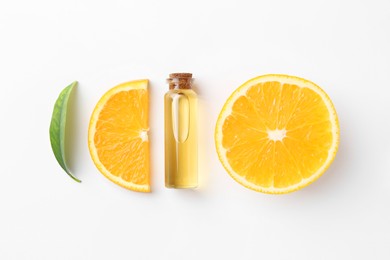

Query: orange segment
[[215, 74, 339, 194], [88, 80, 150, 192]]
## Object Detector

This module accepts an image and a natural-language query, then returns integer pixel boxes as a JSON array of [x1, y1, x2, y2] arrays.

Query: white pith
[[267, 129, 287, 142]]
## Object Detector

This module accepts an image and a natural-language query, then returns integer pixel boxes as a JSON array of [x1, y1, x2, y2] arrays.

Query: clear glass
[[164, 74, 198, 188]]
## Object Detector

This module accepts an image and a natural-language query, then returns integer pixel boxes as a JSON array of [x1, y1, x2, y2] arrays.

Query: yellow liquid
[[164, 89, 198, 188]]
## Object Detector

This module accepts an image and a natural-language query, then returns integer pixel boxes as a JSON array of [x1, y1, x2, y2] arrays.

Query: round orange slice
[[88, 80, 150, 192], [215, 74, 339, 194]]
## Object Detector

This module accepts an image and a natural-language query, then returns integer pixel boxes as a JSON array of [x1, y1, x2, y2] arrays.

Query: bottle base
[[165, 184, 198, 189]]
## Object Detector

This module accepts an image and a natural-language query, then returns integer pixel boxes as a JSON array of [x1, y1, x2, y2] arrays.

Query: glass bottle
[[164, 73, 198, 188]]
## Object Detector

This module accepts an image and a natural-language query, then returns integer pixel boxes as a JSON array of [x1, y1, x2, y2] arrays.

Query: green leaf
[[49, 81, 81, 182]]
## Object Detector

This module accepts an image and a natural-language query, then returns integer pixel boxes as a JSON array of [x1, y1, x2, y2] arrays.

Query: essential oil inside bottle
[[164, 73, 198, 188]]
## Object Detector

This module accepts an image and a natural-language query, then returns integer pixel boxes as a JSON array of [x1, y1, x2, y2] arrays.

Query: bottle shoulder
[[165, 89, 197, 98]]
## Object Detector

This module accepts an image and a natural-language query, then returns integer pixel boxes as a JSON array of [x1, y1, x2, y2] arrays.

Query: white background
[[1, 0, 389, 259]]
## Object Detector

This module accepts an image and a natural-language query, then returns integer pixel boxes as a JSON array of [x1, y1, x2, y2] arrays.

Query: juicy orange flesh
[[222, 81, 333, 188], [94, 89, 149, 186]]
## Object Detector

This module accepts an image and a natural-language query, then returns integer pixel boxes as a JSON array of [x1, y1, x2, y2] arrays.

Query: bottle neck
[[167, 73, 194, 90]]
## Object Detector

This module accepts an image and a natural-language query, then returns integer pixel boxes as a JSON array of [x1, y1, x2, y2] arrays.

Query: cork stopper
[[167, 73, 193, 89]]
